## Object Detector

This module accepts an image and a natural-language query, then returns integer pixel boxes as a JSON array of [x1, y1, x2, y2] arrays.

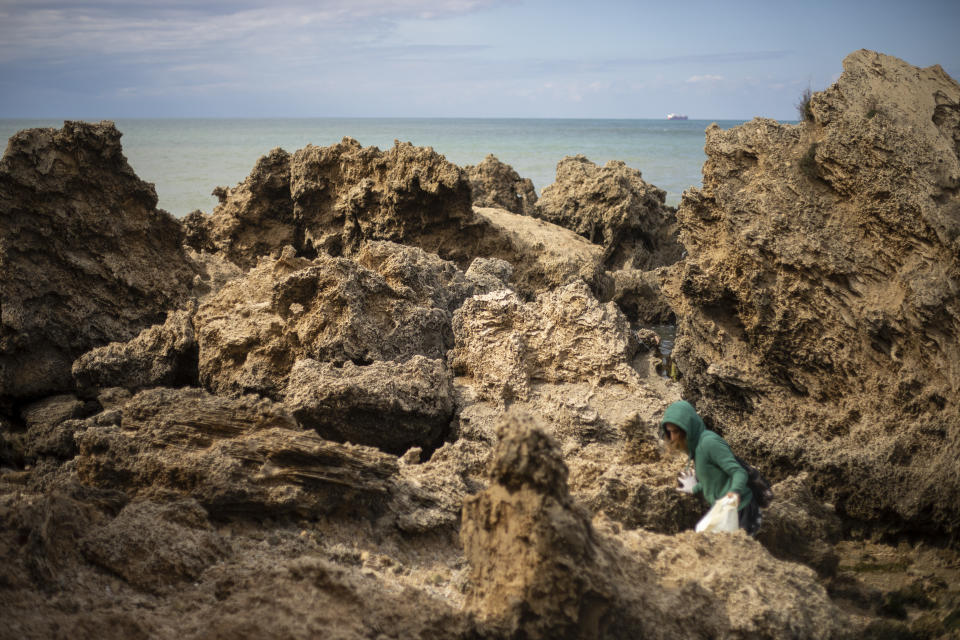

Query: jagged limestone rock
[[663, 49, 960, 536], [464, 154, 538, 216], [195, 244, 471, 398], [450, 281, 639, 402], [535, 155, 682, 271], [0, 121, 195, 399], [284, 356, 455, 456], [72, 306, 199, 394], [74, 387, 398, 518]]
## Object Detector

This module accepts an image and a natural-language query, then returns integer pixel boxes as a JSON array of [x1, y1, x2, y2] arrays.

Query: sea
[[0, 118, 753, 218]]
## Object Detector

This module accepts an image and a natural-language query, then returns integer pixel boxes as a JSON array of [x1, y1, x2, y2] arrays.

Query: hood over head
[[660, 400, 706, 458]]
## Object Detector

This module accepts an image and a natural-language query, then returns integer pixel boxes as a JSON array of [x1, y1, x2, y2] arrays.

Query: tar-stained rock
[[450, 281, 639, 402], [72, 305, 199, 394], [80, 498, 229, 594], [535, 155, 683, 271], [464, 154, 538, 216], [195, 244, 467, 398], [662, 50, 960, 536], [0, 121, 196, 399], [74, 387, 398, 518], [283, 356, 455, 455]]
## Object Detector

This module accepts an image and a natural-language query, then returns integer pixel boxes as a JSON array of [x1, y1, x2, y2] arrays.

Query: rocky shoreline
[[1, 49, 959, 639]]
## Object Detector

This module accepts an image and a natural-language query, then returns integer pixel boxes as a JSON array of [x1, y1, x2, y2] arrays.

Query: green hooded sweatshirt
[[660, 400, 752, 510]]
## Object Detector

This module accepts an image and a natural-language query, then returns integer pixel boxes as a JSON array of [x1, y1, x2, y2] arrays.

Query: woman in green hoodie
[[660, 400, 761, 535]]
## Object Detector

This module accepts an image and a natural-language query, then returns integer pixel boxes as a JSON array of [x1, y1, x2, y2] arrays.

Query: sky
[[0, 0, 958, 120]]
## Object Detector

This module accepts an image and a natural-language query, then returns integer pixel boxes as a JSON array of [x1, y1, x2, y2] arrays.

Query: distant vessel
[[666, 113, 688, 120]]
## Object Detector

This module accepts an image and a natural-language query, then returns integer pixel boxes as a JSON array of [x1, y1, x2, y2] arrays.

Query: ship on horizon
[[666, 113, 688, 120]]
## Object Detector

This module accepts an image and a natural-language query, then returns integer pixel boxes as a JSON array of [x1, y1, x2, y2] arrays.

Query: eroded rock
[[80, 498, 228, 594], [663, 50, 960, 535], [450, 281, 638, 402], [72, 306, 199, 394], [284, 356, 455, 455], [472, 206, 610, 298], [464, 154, 538, 216], [757, 473, 843, 577], [535, 155, 682, 271], [195, 244, 469, 398], [461, 409, 852, 639], [0, 121, 195, 399], [74, 387, 398, 518]]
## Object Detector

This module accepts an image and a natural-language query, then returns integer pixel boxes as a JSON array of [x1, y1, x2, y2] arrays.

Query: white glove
[[677, 469, 697, 494]]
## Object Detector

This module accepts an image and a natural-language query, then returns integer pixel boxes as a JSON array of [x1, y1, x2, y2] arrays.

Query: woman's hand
[[725, 491, 740, 507]]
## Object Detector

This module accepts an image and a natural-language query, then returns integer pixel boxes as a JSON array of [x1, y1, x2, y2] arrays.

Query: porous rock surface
[[74, 387, 398, 518], [450, 281, 639, 402], [535, 155, 683, 271], [284, 355, 455, 455], [663, 49, 960, 536], [4, 50, 959, 640], [471, 205, 610, 298], [0, 121, 195, 399], [71, 306, 199, 394], [185, 135, 612, 299], [187, 137, 476, 268], [461, 410, 851, 639], [195, 242, 472, 398], [464, 154, 538, 216]]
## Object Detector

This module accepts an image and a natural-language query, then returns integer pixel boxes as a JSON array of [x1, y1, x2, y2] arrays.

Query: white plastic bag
[[695, 495, 740, 533]]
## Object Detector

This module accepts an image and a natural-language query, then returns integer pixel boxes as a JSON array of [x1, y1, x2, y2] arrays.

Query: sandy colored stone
[[72, 306, 199, 394], [663, 49, 960, 536], [74, 387, 398, 518], [195, 243, 470, 398], [461, 409, 852, 639], [0, 121, 195, 399], [536, 155, 682, 271], [464, 153, 538, 216], [472, 205, 611, 298], [80, 498, 229, 594], [284, 356, 455, 455], [450, 281, 638, 402]]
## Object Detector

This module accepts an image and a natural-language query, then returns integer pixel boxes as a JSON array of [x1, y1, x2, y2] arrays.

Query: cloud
[[686, 74, 724, 83], [0, 0, 509, 63]]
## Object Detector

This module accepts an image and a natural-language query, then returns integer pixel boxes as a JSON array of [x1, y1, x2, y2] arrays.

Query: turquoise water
[[1, 118, 746, 217]]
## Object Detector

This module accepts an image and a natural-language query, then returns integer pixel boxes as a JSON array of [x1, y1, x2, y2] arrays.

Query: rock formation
[[0, 121, 195, 399], [471, 206, 610, 298], [186, 137, 476, 268], [461, 410, 852, 639], [535, 155, 683, 271], [74, 387, 398, 518], [663, 49, 960, 536], [3, 49, 960, 639], [450, 281, 639, 403], [71, 306, 199, 394], [194, 243, 472, 398], [464, 154, 538, 216], [284, 356, 455, 455]]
